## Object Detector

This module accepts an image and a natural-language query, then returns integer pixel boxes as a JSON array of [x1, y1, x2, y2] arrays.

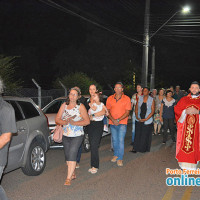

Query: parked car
[[3, 96, 50, 176], [42, 96, 110, 152]]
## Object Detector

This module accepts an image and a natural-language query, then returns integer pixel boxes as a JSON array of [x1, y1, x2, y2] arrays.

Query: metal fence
[[7, 88, 65, 108], [5, 85, 114, 108]]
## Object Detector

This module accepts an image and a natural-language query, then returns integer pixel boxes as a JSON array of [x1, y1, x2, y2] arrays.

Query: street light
[[141, 3, 191, 87], [182, 6, 191, 14], [150, 6, 191, 39]]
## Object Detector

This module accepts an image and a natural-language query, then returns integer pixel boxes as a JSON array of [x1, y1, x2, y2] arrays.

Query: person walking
[[0, 77, 17, 200], [73, 86, 87, 169], [151, 89, 157, 99], [106, 82, 131, 167], [132, 87, 155, 153], [174, 81, 200, 170], [87, 92, 106, 174], [153, 88, 164, 135], [55, 87, 90, 186], [160, 90, 176, 144], [130, 84, 143, 146], [174, 85, 184, 103]]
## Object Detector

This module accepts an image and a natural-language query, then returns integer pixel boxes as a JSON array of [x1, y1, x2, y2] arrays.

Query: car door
[[5, 100, 28, 172], [43, 99, 65, 131]]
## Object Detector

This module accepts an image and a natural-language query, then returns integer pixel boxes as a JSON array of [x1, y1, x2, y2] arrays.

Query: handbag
[[53, 125, 63, 143], [52, 102, 66, 143]]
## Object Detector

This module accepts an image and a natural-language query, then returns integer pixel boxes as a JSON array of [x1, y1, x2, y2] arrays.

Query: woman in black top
[[160, 90, 176, 144]]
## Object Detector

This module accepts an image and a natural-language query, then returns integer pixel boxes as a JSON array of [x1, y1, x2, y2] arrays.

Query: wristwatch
[[117, 119, 120, 123], [92, 114, 95, 117]]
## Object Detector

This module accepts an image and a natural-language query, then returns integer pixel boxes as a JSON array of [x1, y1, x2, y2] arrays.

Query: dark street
[[2, 123, 199, 200]]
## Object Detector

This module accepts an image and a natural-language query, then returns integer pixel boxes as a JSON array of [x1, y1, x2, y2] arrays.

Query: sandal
[[90, 168, 98, 174], [71, 173, 76, 180], [64, 179, 71, 186]]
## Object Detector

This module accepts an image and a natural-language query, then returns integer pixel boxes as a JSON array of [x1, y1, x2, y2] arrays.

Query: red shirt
[[106, 93, 131, 125]]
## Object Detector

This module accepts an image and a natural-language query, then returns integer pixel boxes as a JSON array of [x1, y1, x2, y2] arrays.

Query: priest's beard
[[191, 92, 200, 96]]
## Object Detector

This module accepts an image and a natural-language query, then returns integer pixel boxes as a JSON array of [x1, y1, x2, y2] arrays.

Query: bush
[[54, 72, 102, 95]]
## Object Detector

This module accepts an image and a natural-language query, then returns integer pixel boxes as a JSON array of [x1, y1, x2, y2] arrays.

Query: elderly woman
[[132, 87, 155, 153], [55, 87, 90, 186], [153, 88, 165, 135]]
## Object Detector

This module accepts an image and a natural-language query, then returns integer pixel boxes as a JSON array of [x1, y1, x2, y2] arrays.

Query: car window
[[45, 100, 65, 114], [17, 101, 40, 119], [5, 100, 24, 122]]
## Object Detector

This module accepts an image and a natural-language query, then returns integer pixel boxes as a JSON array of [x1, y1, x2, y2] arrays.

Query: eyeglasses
[[69, 93, 78, 97]]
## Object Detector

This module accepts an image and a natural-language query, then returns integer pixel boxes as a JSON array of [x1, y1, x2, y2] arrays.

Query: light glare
[[182, 6, 191, 14]]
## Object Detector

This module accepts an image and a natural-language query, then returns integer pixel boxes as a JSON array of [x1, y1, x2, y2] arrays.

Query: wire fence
[[6, 88, 65, 108], [6, 87, 114, 108]]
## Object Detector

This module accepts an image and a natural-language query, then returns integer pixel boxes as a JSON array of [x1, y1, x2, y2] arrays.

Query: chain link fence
[[6, 88, 65, 108], [5, 87, 114, 108]]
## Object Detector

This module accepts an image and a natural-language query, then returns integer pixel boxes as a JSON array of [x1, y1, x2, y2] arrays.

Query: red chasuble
[[174, 94, 200, 165]]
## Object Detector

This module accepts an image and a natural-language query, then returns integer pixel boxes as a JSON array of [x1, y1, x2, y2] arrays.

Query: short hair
[[190, 81, 200, 87], [66, 87, 81, 105], [176, 85, 180, 88], [74, 86, 81, 94], [115, 82, 124, 88], [95, 91, 103, 102], [0, 77, 4, 95], [166, 89, 173, 95], [143, 87, 150, 91]]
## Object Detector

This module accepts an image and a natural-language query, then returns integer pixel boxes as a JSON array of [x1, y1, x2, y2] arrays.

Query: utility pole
[[150, 46, 155, 90], [141, 0, 150, 87]]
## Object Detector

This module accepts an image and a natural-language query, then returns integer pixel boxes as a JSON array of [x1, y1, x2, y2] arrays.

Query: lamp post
[[141, 5, 191, 88], [141, 0, 150, 87]]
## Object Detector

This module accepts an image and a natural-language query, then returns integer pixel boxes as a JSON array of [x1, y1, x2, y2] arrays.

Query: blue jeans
[[110, 124, 127, 160], [76, 144, 82, 163], [132, 112, 136, 143]]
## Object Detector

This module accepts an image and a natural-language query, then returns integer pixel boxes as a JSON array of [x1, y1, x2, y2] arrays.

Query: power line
[[38, 0, 143, 45]]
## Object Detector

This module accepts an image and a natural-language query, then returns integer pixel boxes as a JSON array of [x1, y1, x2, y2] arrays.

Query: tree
[[0, 55, 21, 93], [54, 72, 102, 95], [52, 25, 141, 88]]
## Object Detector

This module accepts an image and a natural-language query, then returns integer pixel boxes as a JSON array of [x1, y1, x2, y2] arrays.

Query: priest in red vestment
[[174, 81, 200, 170]]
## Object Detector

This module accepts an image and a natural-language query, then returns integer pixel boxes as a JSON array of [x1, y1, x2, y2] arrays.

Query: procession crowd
[[1, 78, 200, 198], [55, 82, 189, 186]]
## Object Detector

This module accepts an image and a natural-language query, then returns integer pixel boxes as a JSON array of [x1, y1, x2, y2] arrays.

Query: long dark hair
[[89, 84, 98, 97], [66, 87, 81, 105]]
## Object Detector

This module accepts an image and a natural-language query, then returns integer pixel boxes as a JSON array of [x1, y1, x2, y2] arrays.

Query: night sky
[[0, 0, 200, 90]]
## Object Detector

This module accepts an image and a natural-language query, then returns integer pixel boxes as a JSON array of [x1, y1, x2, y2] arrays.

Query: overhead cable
[[39, 0, 143, 45]]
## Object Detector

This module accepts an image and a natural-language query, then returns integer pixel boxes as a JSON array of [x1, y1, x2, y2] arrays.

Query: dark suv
[[3, 96, 50, 176]]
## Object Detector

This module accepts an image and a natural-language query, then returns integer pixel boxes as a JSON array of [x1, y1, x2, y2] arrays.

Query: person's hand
[[64, 118, 69, 125], [139, 119, 146, 122], [89, 115, 93, 120], [136, 117, 140, 121], [113, 119, 119, 126], [186, 107, 199, 115], [160, 117, 163, 123], [68, 118, 75, 125]]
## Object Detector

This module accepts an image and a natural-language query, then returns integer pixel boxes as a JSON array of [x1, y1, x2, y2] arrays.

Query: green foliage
[[54, 72, 102, 95], [124, 85, 135, 98], [0, 55, 21, 93]]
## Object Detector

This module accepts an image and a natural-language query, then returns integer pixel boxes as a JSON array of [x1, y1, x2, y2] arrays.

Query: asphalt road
[[2, 123, 200, 200]]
